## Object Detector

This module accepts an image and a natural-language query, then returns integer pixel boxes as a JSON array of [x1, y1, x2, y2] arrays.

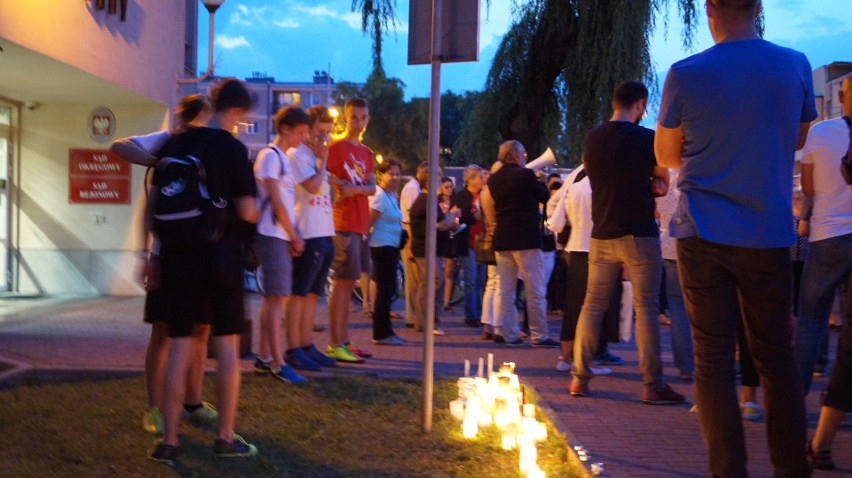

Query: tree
[[352, 0, 703, 166], [333, 65, 428, 174], [439, 90, 480, 166]]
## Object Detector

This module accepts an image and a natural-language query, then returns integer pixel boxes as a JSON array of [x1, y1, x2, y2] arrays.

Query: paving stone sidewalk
[[0, 294, 849, 477]]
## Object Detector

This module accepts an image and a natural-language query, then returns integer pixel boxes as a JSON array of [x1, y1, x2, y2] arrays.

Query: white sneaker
[[590, 365, 612, 376], [556, 360, 572, 372]]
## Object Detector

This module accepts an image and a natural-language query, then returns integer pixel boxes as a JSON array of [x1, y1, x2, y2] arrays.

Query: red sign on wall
[[68, 149, 131, 204]]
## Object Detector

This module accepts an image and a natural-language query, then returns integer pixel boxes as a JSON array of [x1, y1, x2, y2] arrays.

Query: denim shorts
[[292, 236, 335, 297], [255, 234, 292, 297]]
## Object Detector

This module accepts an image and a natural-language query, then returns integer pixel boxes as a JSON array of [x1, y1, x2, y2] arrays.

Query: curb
[[523, 378, 594, 478], [0, 360, 142, 390]]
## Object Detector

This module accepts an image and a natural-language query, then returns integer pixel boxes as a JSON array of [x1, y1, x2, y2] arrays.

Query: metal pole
[[178, 5, 217, 84], [422, 0, 442, 434]]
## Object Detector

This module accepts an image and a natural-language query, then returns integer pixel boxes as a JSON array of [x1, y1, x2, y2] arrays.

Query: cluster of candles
[[574, 445, 605, 475], [449, 353, 550, 478]]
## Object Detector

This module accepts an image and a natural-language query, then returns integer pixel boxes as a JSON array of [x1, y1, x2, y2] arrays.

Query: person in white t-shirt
[[253, 106, 309, 384], [795, 77, 852, 470], [282, 106, 339, 370]]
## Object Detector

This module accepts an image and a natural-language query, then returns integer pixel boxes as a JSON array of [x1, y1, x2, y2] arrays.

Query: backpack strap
[[258, 144, 287, 223]]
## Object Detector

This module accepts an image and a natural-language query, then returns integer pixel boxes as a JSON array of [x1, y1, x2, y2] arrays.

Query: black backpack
[[152, 147, 228, 249]]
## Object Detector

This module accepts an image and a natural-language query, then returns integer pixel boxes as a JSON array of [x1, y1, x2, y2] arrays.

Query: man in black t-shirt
[[148, 79, 260, 464], [481, 141, 557, 348], [570, 80, 684, 406]]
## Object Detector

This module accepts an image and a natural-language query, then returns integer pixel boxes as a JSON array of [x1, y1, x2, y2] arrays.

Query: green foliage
[[440, 90, 480, 166], [364, 67, 428, 173], [459, 0, 701, 166], [349, 0, 710, 168], [351, 0, 398, 71]]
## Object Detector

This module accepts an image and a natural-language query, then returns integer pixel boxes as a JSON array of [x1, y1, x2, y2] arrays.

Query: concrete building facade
[[0, 0, 198, 295]]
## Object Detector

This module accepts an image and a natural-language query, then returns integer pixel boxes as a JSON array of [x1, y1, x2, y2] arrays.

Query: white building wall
[[0, 1, 191, 295], [0, 0, 187, 107], [16, 102, 165, 295]]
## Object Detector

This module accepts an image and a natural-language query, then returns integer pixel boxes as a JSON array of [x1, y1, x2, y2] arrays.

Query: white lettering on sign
[[79, 190, 120, 200], [78, 162, 121, 172]]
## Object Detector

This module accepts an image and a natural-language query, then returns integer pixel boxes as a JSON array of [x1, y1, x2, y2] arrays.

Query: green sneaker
[[326, 344, 365, 363], [142, 406, 164, 435], [183, 401, 219, 424], [214, 433, 258, 459]]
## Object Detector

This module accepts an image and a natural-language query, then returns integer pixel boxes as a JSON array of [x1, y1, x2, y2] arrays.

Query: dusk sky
[[199, 0, 852, 123]]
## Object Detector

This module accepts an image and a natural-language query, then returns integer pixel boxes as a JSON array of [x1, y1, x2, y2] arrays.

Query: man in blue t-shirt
[[655, 1, 817, 476]]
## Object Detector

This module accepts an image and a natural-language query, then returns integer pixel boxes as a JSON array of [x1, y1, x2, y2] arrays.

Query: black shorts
[[143, 289, 165, 324], [159, 242, 246, 338]]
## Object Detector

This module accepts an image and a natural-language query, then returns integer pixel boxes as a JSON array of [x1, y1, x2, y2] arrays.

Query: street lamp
[[179, 0, 226, 84]]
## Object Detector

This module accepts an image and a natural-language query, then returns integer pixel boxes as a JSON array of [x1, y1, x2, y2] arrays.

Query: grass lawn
[[0, 374, 580, 477]]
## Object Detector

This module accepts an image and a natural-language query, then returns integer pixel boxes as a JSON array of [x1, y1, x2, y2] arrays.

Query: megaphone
[[525, 147, 557, 171]]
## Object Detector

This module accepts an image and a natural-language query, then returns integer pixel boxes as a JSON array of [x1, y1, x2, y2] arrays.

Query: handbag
[[473, 232, 496, 265]]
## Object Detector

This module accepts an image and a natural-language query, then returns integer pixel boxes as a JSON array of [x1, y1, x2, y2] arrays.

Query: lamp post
[[179, 0, 226, 84]]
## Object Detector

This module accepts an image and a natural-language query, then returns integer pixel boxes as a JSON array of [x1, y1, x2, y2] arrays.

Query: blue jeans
[[573, 236, 663, 388], [794, 232, 852, 394], [460, 249, 485, 322], [824, 277, 852, 411], [677, 236, 809, 478], [663, 259, 694, 376]]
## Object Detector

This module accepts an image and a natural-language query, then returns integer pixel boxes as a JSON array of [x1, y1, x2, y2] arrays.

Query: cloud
[[274, 19, 300, 28], [216, 35, 251, 49], [340, 11, 363, 30], [292, 3, 364, 29], [229, 12, 252, 26]]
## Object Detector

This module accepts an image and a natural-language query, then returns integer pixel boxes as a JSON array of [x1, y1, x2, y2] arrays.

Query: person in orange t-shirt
[[325, 97, 376, 363]]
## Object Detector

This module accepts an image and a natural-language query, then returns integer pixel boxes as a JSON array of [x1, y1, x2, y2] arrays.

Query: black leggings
[[371, 246, 400, 340]]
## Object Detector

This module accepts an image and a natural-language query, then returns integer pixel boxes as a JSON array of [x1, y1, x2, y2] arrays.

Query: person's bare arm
[[655, 123, 684, 169], [261, 178, 303, 254], [338, 172, 377, 198], [369, 208, 382, 228], [234, 195, 260, 224], [480, 187, 496, 234], [110, 138, 158, 167], [801, 162, 815, 199], [298, 142, 328, 194], [797, 122, 811, 151]]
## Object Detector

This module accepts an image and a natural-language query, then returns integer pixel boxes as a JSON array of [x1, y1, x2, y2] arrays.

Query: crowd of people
[[108, 0, 852, 473]]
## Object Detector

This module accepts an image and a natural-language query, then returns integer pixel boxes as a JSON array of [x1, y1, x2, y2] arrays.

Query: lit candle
[[477, 411, 493, 427], [464, 359, 470, 378], [520, 443, 537, 463], [477, 357, 484, 378], [462, 417, 478, 439], [523, 403, 536, 418], [487, 353, 494, 376], [501, 433, 516, 450], [519, 459, 537, 474], [533, 422, 548, 442], [449, 399, 465, 422], [527, 466, 545, 478]]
